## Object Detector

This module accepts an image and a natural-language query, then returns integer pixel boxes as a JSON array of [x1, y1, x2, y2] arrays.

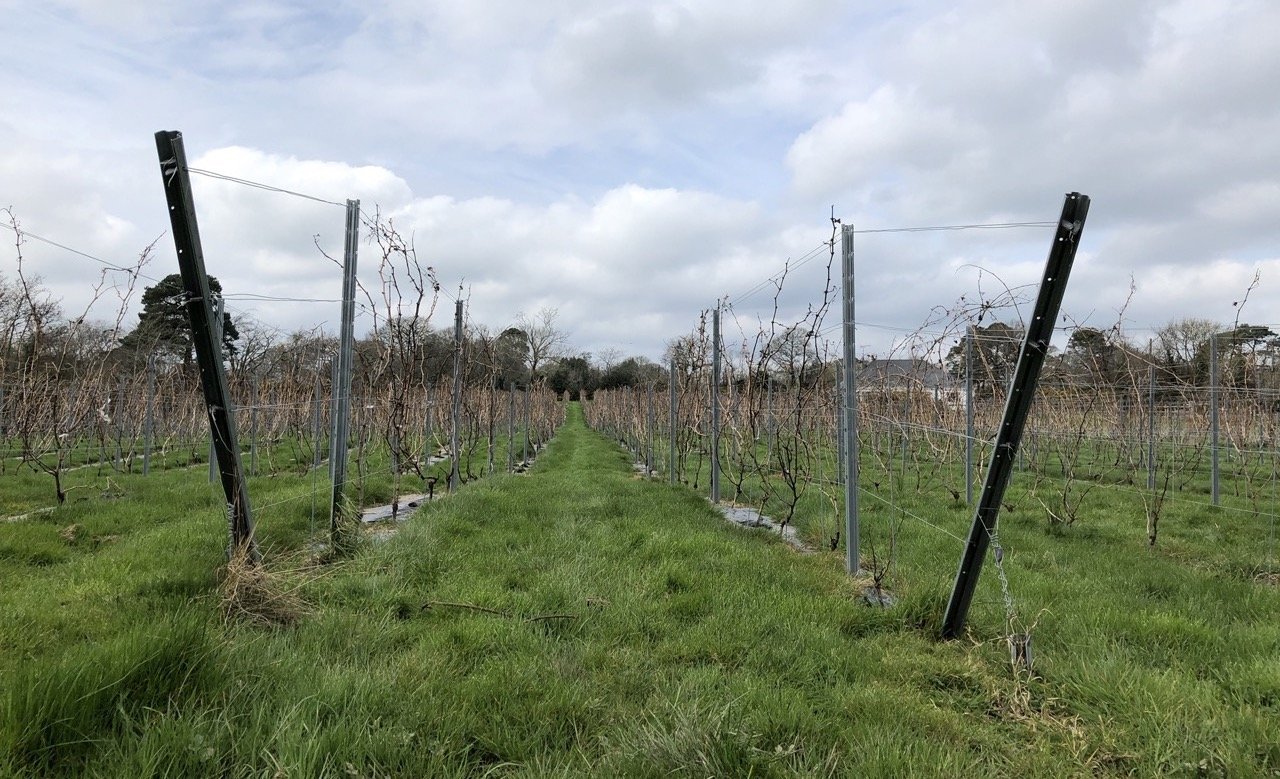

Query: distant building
[[856, 358, 960, 405]]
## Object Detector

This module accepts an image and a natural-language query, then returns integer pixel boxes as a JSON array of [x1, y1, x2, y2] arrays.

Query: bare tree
[[515, 306, 568, 383], [1154, 317, 1219, 383], [3, 207, 153, 503]]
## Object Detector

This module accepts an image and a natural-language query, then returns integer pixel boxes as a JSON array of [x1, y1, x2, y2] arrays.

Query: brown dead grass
[[216, 545, 317, 628]]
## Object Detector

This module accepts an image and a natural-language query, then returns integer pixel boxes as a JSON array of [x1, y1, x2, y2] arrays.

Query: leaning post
[[154, 130, 256, 560], [941, 192, 1090, 639]]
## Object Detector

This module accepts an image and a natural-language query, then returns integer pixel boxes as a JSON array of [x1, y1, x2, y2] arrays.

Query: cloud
[[786, 85, 981, 202], [47, 145, 792, 359], [4, 0, 1280, 364], [784, 0, 1280, 281]]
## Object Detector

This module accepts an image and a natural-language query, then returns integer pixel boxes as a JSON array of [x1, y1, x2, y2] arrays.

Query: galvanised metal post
[[249, 376, 259, 476], [835, 374, 845, 486], [841, 224, 860, 574], [1148, 363, 1156, 491], [901, 382, 910, 481], [423, 388, 433, 464], [766, 375, 775, 467], [508, 382, 516, 473], [711, 306, 722, 504], [1211, 332, 1220, 506], [329, 199, 360, 532], [113, 377, 124, 471], [209, 294, 223, 484], [311, 357, 324, 471], [647, 382, 655, 475], [449, 299, 463, 493], [390, 424, 400, 477], [487, 386, 496, 476], [329, 357, 339, 459], [669, 359, 678, 485], [309, 357, 323, 531], [143, 354, 155, 475], [965, 326, 975, 505], [523, 387, 531, 464]]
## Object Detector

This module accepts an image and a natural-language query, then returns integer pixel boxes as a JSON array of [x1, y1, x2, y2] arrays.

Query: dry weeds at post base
[[216, 544, 316, 628]]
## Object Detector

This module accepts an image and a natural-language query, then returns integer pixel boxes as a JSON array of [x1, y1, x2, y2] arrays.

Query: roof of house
[[858, 358, 952, 388]]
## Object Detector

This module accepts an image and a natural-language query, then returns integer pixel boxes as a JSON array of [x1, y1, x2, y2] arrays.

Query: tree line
[[944, 319, 1280, 393], [0, 269, 668, 399]]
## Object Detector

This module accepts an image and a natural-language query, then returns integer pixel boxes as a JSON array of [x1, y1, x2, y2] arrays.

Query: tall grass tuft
[[0, 612, 221, 774]]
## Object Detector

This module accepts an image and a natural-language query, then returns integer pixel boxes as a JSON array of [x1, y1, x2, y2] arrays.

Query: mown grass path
[[3, 404, 1277, 777]]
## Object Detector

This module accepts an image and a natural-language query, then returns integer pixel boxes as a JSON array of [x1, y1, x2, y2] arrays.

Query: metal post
[[309, 357, 323, 532], [523, 387, 531, 464], [449, 299, 464, 492], [1147, 363, 1156, 491], [487, 385, 496, 476], [390, 424, 400, 477], [1210, 332, 1220, 506], [835, 374, 845, 486], [329, 199, 360, 532], [647, 382, 655, 475], [711, 306, 722, 504], [330, 357, 339, 457], [312, 357, 324, 471], [669, 359, 678, 485], [249, 376, 259, 476], [766, 375, 775, 467], [965, 326, 975, 505], [154, 130, 255, 559], [423, 388, 434, 464], [508, 382, 516, 472], [209, 294, 223, 484], [900, 382, 911, 481], [841, 224, 860, 574], [942, 192, 1090, 639], [143, 354, 155, 475], [112, 377, 124, 471]]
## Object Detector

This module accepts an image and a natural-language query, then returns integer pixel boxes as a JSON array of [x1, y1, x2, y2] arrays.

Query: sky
[[2, 0, 1279, 365]]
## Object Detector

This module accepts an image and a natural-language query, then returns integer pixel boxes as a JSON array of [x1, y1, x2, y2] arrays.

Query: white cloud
[[3, 0, 1280, 363], [786, 85, 981, 201]]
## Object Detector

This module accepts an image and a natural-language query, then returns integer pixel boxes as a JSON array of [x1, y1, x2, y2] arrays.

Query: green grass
[[1, 403, 1278, 776]]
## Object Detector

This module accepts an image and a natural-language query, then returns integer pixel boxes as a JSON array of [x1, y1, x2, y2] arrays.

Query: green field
[[2, 404, 1278, 777]]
